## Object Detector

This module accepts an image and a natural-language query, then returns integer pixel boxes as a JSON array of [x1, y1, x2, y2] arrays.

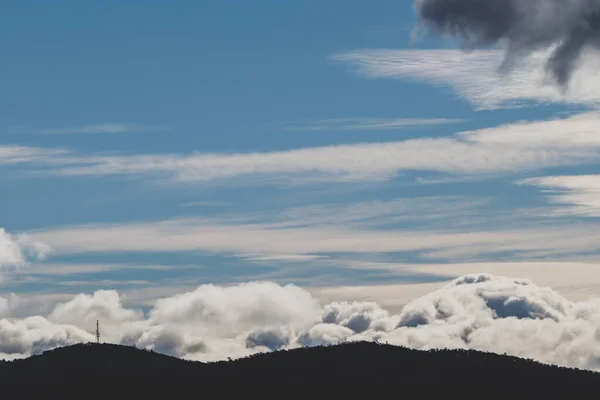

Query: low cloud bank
[[3, 274, 600, 370]]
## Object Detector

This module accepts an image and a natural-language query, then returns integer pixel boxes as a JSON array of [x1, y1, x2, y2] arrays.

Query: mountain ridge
[[1, 342, 596, 396]]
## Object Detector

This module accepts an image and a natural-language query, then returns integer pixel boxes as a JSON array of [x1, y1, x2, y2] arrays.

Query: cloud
[[281, 118, 465, 131], [302, 261, 600, 314], [180, 201, 229, 208], [10, 111, 600, 184], [333, 49, 600, 109], [0, 317, 92, 357], [520, 174, 600, 217], [4, 112, 600, 184], [262, 195, 490, 228], [22, 193, 600, 264], [148, 282, 320, 338], [242, 254, 327, 262], [0, 228, 51, 270], [35, 123, 161, 135], [308, 282, 453, 314], [0, 145, 67, 165], [48, 290, 143, 330], [400, 262, 600, 302], [4, 274, 600, 371], [0, 282, 322, 361], [414, 0, 600, 87], [15, 262, 192, 276]]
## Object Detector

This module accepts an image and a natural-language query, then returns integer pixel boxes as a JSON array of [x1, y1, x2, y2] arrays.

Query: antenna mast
[[96, 320, 100, 344]]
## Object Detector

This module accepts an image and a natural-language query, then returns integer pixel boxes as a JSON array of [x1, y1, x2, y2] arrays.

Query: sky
[[4, 0, 600, 367]]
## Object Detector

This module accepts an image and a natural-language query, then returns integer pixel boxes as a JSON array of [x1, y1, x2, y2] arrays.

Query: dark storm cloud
[[415, 0, 600, 87]]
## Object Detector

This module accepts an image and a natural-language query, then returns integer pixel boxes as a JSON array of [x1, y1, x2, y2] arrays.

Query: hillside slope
[[0, 342, 597, 396]]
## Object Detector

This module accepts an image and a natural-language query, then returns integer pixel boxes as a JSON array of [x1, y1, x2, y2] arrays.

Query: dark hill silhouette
[[0, 342, 597, 397]]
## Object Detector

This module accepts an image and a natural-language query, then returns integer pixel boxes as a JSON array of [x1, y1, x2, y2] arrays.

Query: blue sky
[[3, 0, 600, 309]]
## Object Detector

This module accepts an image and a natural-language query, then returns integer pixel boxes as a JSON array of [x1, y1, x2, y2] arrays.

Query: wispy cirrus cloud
[[32, 112, 600, 183], [3, 112, 600, 185], [180, 201, 230, 208], [0, 145, 67, 165], [267, 196, 490, 229], [22, 203, 600, 264], [18, 262, 196, 277], [35, 123, 163, 135], [519, 175, 600, 218], [280, 117, 465, 131], [332, 49, 600, 110]]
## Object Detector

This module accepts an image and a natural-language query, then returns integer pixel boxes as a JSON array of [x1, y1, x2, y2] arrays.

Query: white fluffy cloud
[[4, 274, 600, 371], [0, 228, 51, 270]]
